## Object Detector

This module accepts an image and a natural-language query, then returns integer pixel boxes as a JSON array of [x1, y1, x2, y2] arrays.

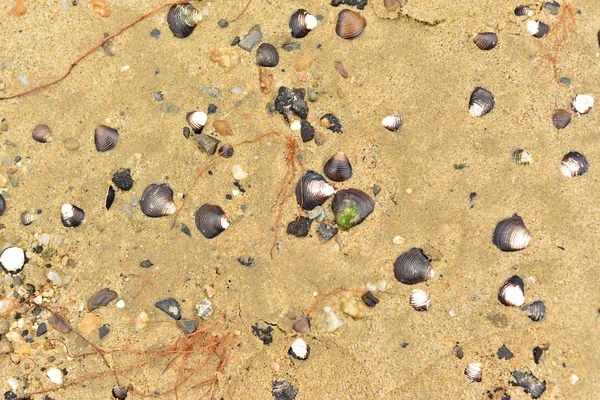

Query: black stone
[[238, 257, 254, 267], [510, 370, 546, 399], [286, 216, 312, 237], [180, 223, 191, 237], [217, 19, 229, 28], [230, 36, 241, 46], [317, 223, 338, 241], [320, 113, 342, 133], [497, 344, 514, 360], [150, 28, 161, 38], [207, 103, 218, 114], [33, 245, 43, 254], [233, 181, 246, 193], [98, 325, 110, 339], [36, 322, 47, 337], [453, 163, 468, 169], [112, 168, 134, 191], [300, 120, 315, 142], [183, 127, 191, 138], [533, 346, 546, 364], [274, 86, 309, 122], [330, 0, 368, 10], [400, 341, 409, 348], [0, 194, 5, 216], [251, 323, 273, 345], [140, 260, 153, 268], [155, 298, 182, 320], [177, 319, 199, 335], [4, 391, 17, 400], [453, 343, 464, 359], [361, 291, 379, 307]]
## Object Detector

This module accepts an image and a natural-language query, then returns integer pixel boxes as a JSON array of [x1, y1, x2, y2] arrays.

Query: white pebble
[[17, 74, 29, 85], [120, 65, 130, 73], [40, 233, 51, 246], [290, 120, 301, 131], [365, 282, 377, 292], [47, 271, 63, 286], [7, 377, 21, 391], [47, 367, 63, 384], [376, 280, 387, 292], [570, 374, 580, 385], [231, 189, 240, 196], [449, 309, 457, 317], [232, 165, 248, 180], [232, 86, 243, 95], [116, 299, 125, 309]]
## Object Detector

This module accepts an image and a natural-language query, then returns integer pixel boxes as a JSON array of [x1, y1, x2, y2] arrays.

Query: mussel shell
[[464, 363, 482, 382], [21, 211, 36, 226], [195, 203, 231, 239], [552, 109, 571, 129], [186, 111, 207, 133], [498, 275, 525, 307], [272, 379, 297, 400], [335, 9, 366, 40], [526, 300, 546, 322], [323, 152, 352, 182], [32, 124, 52, 143], [105, 185, 116, 210], [473, 32, 498, 50], [492, 214, 531, 251], [112, 384, 128, 400], [61, 203, 85, 227], [468, 87, 495, 117], [527, 20, 550, 38], [167, 4, 202, 39], [381, 115, 403, 132], [292, 316, 311, 334], [94, 125, 119, 152], [409, 289, 431, 311], [295, 171, 335, 211], [512, 149, 533, 165], [393, 247, 435, 284], [255, 43, 279, 67], [514, 5, 533, 16], [139, 183, 177, 217], [289, 9, 317, 39], [561, 151, 588, 177], [331, 188, 374, 230], [0, 194, 5, 216]]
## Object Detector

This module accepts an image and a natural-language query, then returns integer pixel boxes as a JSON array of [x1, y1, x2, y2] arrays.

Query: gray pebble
[[160, 102, 179, 113], [199, 85, 220, 98], [9, 175, 18, 187], [283, 42, 301, 52], [238, 24, 263, 52], [194, 133, 221, 155], [543, 1, 560, 15], [87, 288, 118, 311], [217, 19, 229, 28], [153, 91, 164, 101], [177, 319, 199, 334], [559, 76, 571, 86], [372, 185, 381, 196], [150, 29, 161, 38], [317, 223, 338, 241], [307, 88, 318, 102], [98, 325, 110, 339], [62, 137, 80, 151], [155, 298, 182, 320], [196, 298, 213, 319], [0, 152, 11, 167], [140, 260, 153, 268], [232, 86, 243, 95]]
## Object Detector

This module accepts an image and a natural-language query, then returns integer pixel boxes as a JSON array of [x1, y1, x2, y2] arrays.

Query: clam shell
[[0, 247, 25, 274], [381, 115, 403, 132], [0, 194, 5, 216], [218, 143, 234, 158], [384, 0, 402, 12], [255, 43, 279, 67], [288, 338, 310, 360], [473, 32, 498, 50], [468, 87, 495, 117], [105, 185, 116, 210], [195, 203, 231, 239], [139, 183, 177, 217], [561, 151, 588, 177], [498, 275, 525, 307], [571, 94, 594, 115], [526, 300, 546, 322], [112, 384, 128, 400], [272, 379, 297, 400], [21, 211, 36, 226], [335, 9, 366, 40], [492, 214, 531, 251], [511, 149, 533, 165], [409, 289, 431, 311], [295, 171, 335, 211], [167, 4, 202, 39], [94, 125, 119, 152], [32, 124, 52, 143], [393, 247, 435, 284], [323, 152, 353, 182], [465, 363, 482, 382], [289, 9, 318, 39], [514, 5, 534, 16], [61, 203, 85, 227], [186, 111, 207, 133], [331, 188, 374, 230], [552, 109, 572, 129], [292, 316, 311, 334], [527, 20, 550, 38]]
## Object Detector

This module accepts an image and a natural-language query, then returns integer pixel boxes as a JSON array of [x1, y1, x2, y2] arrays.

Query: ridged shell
[[409, 289, 431, 311], [498, 275, 525, 307], [0, 247, 25, 274], [492, 214, 531, 251], [21, 211, 36, 226], [383, 0, 402, 12], [465, 363, 482, 382], [289, 9, 318, 39], [105, 185, 116, 210], [32, 124, 52, 143], [292, 316, 311, 334], [195, 204, 231, 239], [112, 385, 128, 400], [469, 87, 495, 117], [514, 5, 533, 16], [526, 300, 546, 322], [167, 4, 203, 39], [473, 32, 498, 50], [255, 43, 279, 67], [331, 188, 374, 230], [511, 149, 533, 165], [561, 151, 588, 177], [0, 194, 5, 216], [335, 9, 366, 40], [186, 111, 207, 133], [571, 94, 594, 115], [527, 20, 550, 38], [94, 125, 119, 152], [139, 183, 177, 217], [218, 143, 234, 158], [381, 115, 403, 132], [61, 203, 85, 227], [393, 247, 435, 284], [272, 379, 297, 400], [323, 152, 353, 182], [295, 171, 335, 211], [552, 109, 572, 129]]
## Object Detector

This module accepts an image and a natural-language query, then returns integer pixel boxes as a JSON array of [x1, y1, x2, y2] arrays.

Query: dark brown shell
[[112, 384, 128, 399], [393, 248, 434, 285], [295, 171, 335, 211], [32, 124, 52, 143], [526, 300, 546, 322], [195, 204, 231, 239], [514, 5, 533, 16], [218, 143, 234, 158], [167, 4, 202, 39], [552, 109, 571, 129], [498, 275, 525, 307], [323, 152, 352, 182], [331, 188, 374, 230], [139, 183, 176, 217], [492, 214, 531, 251], [94, 125, 119, 152], [255, 43, 279, 67], [335, 9, 366, 40], [468, 87, 495, 117], [561, 151, 588, 177], [473, 32, 498, 50], [528, 20, 550, 38], [61, 203, 85, 227], [289, 9, 317, 39]]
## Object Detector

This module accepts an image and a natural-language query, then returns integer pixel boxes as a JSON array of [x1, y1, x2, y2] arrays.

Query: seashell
[[409, 289, 431, 311], [255, 43, 279, 67], [468, 87, 495, 117], [465, 363, 482, 382], [167, 4, 203, 39], [393, 247, 435, 284], [498, 275, 525, 307], [571, 94, 594, 115], [61, 203, 85, 227], [139, 183, 177, 217], [473, 32, 498, 50], [218, 143, 234, 158], [288, 338, 310, 360], [272, 379, 297, 400], [492, 214, 531, 251], [331, 188, 375, 230], [194, 203, 231, 239], [514, 5, 534, 16], [560, 151, 588, 177], [526, 300, 546, 322], [0, 247, 25, 274], [335, 9, 366, 40], [21, 211, 37, 226], [0, 297, 18, 316], [94, 125, 119, 152], [112, 384, 128, 400], [32, 124, 52, 143], [323, 152, 353, 182], [295, 171, 335, 211], [381, 114, 403, 132], [0, 194, 5, 216], [384, 0, 402, 12], [527, 20, 550, 38], [511, 149, 533, 165], [289, 9, 318, 39], [105, 185, 116, 210], [292, 316, 311, 334], [552, 109, 572, 129], [186, 111, 207, 133]]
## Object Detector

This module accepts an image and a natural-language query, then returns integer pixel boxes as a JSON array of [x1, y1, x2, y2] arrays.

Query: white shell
[[0, 247, 25, 273], [465, 363, 482, 382], [187, 111, 208, 132], [382, 115, 403, 132], [409, 289, 431, 311], [501, 285, 524, 306], [47, 367, 63, 385], [571, 94, 594, 115], [288, 338, 310, 360]]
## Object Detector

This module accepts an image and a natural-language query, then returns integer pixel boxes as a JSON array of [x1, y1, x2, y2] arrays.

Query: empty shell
[[167, 4, 203, 39], [32, 124, 52, 143], [473, 32, 498, 50], [498, 275, 525, 307], [139, 183, 177, 217], [526, 300, 546, 322], [272, 379, 297, 400], [186, 111, 207, 133], [381, 115, 403, 132], [323, 152, 353, 182], [21, 211, 36, 226], [393, 247, 435, 284], [295, 171, 335, 211], [288, 338, 310, 360], [561, 151, 588, 177], [94, 125, 119, 152], [335, 9, 366, 40], [105, 185, 116, 210], [0, 247, 25, 274], [571, 94, 594, 115], [292, 316, 311, 334], [112, 385, 128, 399], [409, 289, 431, 311], [195, 204, 231, 239], [0, 194, 5, 216], [514, 5, 533, 16], [492, 214, 531, 252], [255, 43, 279, 67], [469, 87, 495, 117], [332, 188, 374, 230], [61, 203, 85, 227], [552, 109, 572, 129], [527, 20, 550, 38], [289, 9, 318, 38], [511, 149, 533, 165], [465, 363, 482, 382], [384, 0, 402, 12], [218, 143, 234, 158]]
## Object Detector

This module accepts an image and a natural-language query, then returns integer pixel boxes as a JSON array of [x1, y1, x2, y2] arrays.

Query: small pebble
[[232, 164, 249, 180], [47, 367, 63, 384], [317, 223, 338, 241], [287, 217, 312, 237], [251, 322, 273, 345], [207, 103, 218, 114], [63, 138, 80, 151], [116, 299, 125, 309], [36, 322, 47, 337], [98, 325, 110, 339], [150, 28, 161, 38], [497, 344, 514, 360], [87, 288, 118, 311], [195, 133, 221, 155], [120, 65, 130, 73], [153, 91, 164, 101], [232, 86, 244, 95], [559, 76, 571, 86], [570, 374, 580, 385], [140, 259, 153, 268], [155, 298, 181, 320], [307, 88, 318, 102], [392, 235, 405, 245], [238, 25, 263, 51], [183, 127, 191, 138], [196, 298, 213, 319], [199, 85, 220, 98], [283, 42, 301, 52], [177, 319, 199, 335], [361, 291, 379, 307], [217, 19, 229, 28], [238, 257, 254, 267]]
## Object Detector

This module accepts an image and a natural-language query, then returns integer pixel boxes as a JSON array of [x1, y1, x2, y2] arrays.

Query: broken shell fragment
[[465, 363, 482, 382], [0, 195, 5, 216], [20, 211, 37, 226], [289, 9, 318, 39], [295, 171, 335, 211], [384, 0, 402, 12], [468, 87, 495, 117], [492, 214, 531, 251], [511, 149, 533, 165], [473, 32, 498, 50], [195, 204, 231, 239], [527, 20, 550, 38], [272, 379, 297, 400], [571, 94, 594, 115], [498, 275, 525, 307], [218, 143, 234, 158], [94, 125, 119, 152], [323, 152, 353, 182], [139, 183, 176, 217], [552, 109, 572, 129], [409, 289, 431, 311], [331, 188, 374, 230], [32, 124, 52, 143], [393, 247, 435, 284], [514, 5, 533, 16], [288, 338, 310, 360], [167, 3, 203, 39], [255, 43, 279, 67], [0, 247, 25, 274], [526, 300, 546, 322], [561, 151, 588, 177], [186, 111, 208, 133], [61, 203, 85, 227], [105, 185, 116, 210], [381, 114, 403, 132], [292, 316, 311, 334], [335, 9, 366, 40]]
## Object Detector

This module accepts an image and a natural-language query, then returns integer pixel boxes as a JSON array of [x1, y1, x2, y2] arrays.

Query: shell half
[[492, 214, 531, 251], [393, 247, 435, 284], [195, 204, 231, 239], [94, 125, 119, 152], [498, 275, 525, 307], [331, 188, 374, 230], [335, 9, 366, 40], [469, 87, 495, 117], [139, 183, 177, 217], [167, 4, 202, 39], [295, 171, 335, 211], [323, 152, 353, 182], [473, 32, 498, 50]]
